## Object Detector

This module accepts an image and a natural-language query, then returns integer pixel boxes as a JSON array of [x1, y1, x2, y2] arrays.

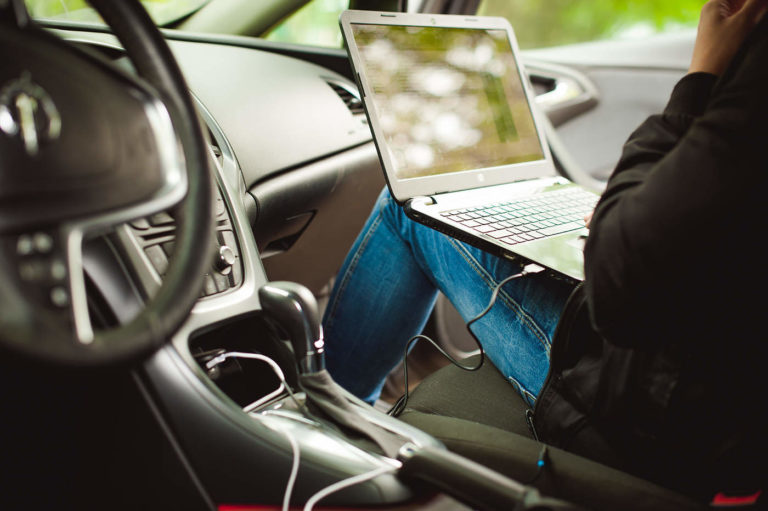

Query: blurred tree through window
[[24, 0, 208, 25], [266, 0, 348, 47], [479, 0, 703, 49], [267, 0, 703, 49], [26, 0, 704, 49]]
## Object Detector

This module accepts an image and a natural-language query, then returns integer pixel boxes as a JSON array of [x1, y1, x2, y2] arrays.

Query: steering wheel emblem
[[0, 71, 62, 156]]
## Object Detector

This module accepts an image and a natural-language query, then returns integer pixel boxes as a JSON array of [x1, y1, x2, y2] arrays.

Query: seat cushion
[[402, 354, 532, 436], [398, 356, 705, 511]]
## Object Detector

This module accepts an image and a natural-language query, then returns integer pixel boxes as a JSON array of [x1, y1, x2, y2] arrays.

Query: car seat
[[396, 354, 760, 511]]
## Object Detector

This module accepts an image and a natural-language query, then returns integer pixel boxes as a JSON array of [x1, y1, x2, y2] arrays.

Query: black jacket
[[534, 19, 768, 500]]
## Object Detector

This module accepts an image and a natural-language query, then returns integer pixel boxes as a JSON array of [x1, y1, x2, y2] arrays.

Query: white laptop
[[340, 10, 598, 282]]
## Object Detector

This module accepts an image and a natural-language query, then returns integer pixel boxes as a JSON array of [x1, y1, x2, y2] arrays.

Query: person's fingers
[[720, 0, 741, 18], [736, 0, 768, 20], [584, 211, 594, 229], [690, 0, 765, 73], [723, 0, 748, 16]]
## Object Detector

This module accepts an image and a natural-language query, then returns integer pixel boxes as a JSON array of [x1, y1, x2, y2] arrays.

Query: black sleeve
[[582, 26, 768, 348]]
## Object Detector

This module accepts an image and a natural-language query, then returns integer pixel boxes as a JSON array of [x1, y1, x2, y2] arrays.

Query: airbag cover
[[0, 28, 168, 232]]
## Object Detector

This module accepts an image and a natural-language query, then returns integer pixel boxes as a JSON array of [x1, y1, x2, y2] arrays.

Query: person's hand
[[584, 210, 594, 229], [689, 0, 768, 75]]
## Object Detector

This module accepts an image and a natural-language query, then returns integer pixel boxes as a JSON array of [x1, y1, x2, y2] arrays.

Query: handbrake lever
[[397, 444, 584, 511]]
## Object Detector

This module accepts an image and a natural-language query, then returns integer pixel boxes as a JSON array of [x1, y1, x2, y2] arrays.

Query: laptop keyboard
[[439, 187, 598, 246]]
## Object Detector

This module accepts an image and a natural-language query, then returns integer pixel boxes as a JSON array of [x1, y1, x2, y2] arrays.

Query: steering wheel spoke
[[4, 226, 93, 342], [61, 228, 94, 345]]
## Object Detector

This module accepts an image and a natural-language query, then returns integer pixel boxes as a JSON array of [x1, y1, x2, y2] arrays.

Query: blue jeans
[[322, 189, 575, 406]]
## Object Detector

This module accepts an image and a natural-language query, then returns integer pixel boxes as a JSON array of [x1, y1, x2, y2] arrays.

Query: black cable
[[387, 333, 478, 416], [387, 264, 544, 416], [521, 445, 549, 484]]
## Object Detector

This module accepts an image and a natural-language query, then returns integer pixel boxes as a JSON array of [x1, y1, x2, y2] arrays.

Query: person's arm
[[583, 0, 768, 347]]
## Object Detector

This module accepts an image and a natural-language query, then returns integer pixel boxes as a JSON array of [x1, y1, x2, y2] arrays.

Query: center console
[[119, 102, 443, 509]]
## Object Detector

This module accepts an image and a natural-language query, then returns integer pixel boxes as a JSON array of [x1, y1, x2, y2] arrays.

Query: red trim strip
[[218, 503, 432, 511], [218, 507, 379, 511], [711, 490, 762, 507]]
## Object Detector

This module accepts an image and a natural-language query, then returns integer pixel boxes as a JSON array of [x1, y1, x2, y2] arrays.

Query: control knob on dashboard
[[214, 245, 236, 275]]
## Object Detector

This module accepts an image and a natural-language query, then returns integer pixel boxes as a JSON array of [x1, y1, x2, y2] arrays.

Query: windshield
[[479, 0, 702, 49], [27, 0, 703, 50], [25, 0, 209, 27], [266, 0, 702, 50]]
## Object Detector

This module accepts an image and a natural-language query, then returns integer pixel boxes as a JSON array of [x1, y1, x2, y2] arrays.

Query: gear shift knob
[[258, 281, 325, 374]]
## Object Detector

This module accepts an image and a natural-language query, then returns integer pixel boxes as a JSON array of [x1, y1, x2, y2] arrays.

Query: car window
[[24, 0, 209, 27], [479, 0, 702, 49], [264, 0, 349, 48]]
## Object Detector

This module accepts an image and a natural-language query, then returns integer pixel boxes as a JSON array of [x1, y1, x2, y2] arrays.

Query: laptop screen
[[349, 23, 546, 181]]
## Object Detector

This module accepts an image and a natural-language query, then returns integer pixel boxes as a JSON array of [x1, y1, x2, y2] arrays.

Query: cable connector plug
[[522, 263, 546, 275]]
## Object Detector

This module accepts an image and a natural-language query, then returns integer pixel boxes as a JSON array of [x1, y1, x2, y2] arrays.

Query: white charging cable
[[270, 416, 398, 511], [205, 351, 288, 412], [206, 351, 301, 511], [279, 427, 301, 511], [208, 351, 400, 510], [303, 463, 401, 511]]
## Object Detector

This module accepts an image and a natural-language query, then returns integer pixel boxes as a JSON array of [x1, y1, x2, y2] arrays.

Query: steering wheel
[[0, 0, 214, 365]]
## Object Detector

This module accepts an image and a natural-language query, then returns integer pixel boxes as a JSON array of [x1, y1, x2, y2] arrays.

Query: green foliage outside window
[[265, 0, 348, 47], [25, 0, 89, 18], [24, 0, 207, 26], [267, 0, 703, 50], [479, 0, 703, 49], [26, 0, 705, 49]]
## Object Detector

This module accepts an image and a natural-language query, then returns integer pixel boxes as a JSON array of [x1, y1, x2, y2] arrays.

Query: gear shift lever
[[259, 282, 408, 457], [258, 281, 325, 374]]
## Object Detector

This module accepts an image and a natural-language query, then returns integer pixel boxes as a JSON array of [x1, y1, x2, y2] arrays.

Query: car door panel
[[553, 67, 684, 181]]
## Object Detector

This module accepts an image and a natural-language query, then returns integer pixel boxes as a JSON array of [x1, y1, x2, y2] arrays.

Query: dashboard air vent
[[327, 81, 365, 116]]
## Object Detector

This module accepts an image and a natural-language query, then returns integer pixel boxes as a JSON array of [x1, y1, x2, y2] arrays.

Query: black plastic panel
[[142, 330, 417, 507], [251, 143, 385, 293], [128, 186, 243, 298]]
